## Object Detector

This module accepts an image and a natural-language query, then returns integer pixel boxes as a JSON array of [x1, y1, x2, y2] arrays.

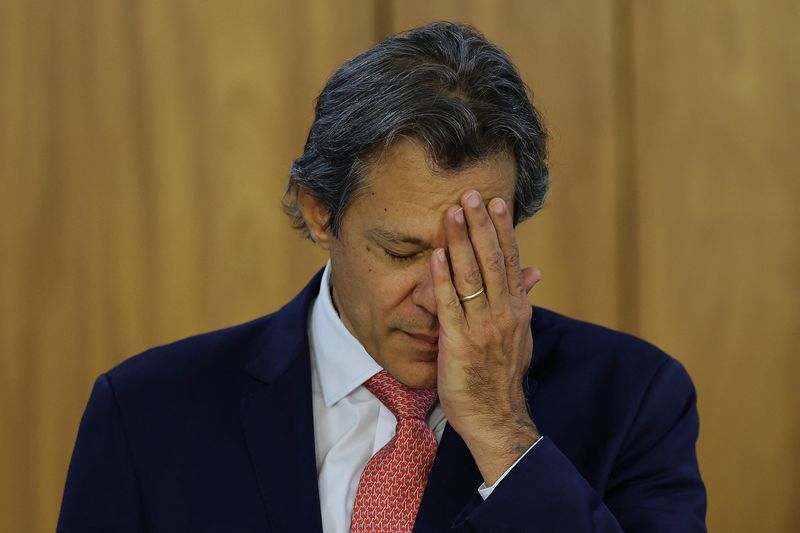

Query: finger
[[487, 197, 525, 296], [430, 247, 466, 331], [443, 205, 490, 315], [522, 267, 543, 294], [459, 190, 509, 311]]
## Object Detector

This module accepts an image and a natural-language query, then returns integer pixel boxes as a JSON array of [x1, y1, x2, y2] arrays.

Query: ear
[[296, 186, 333, 250]]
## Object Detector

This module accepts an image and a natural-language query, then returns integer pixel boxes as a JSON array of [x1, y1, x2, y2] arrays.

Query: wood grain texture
[[631, 2, 800, 531], [0, 1, 374, 531]]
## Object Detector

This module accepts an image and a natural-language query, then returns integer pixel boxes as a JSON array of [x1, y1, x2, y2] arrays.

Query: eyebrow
[[366, 228, 428, 247]]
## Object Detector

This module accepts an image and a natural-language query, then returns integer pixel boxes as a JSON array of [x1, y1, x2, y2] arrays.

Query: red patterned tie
[[350, 370, 439, 533]]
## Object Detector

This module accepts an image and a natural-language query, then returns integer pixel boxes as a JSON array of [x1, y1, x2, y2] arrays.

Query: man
[[58, 22, 706, 532]]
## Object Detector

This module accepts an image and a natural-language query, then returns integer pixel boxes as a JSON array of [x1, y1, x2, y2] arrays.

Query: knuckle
[[515, 281, 527, 295], [506, 251, 521, 270], [463, 267, 483, 287], [485, 251, 505, 273], [445, 296, 464, 314]]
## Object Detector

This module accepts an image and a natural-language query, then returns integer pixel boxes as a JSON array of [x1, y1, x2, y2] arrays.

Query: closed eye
[[383, 248, 419, 262]]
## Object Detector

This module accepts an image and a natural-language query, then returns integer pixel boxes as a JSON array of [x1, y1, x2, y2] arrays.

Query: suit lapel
[[413, 423, 482, 532], [239, 270, 325, 533]]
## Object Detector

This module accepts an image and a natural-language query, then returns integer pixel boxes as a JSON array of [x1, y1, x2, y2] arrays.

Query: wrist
[[461, 417, 540, 486]]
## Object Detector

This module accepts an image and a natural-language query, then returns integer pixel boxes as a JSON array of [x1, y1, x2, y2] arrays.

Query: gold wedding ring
[[459, 286, 485, 302]]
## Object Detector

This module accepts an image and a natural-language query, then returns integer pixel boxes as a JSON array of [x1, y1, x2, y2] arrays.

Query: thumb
[[522, 267, 543, 294]]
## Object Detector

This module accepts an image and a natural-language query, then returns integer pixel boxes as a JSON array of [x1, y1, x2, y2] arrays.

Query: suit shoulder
[[532, 306, 677, 379], [104, 313, 276, 397], [530, 307, 698, 451]]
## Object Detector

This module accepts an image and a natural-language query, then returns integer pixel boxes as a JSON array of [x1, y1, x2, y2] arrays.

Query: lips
[[406, 332, 439, 345]]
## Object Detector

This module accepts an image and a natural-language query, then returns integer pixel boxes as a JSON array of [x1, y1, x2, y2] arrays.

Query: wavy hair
[[283, 21, 549, 238]]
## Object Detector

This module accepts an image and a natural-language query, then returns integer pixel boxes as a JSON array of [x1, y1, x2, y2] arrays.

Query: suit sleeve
[[57, 374, 147, 533], [450, 359, 707, 532]]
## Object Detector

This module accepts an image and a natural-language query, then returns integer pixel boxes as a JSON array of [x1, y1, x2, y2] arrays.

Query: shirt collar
[[309, 260, 382, 408]]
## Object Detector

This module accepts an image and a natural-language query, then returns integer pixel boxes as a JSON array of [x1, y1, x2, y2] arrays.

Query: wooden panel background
[[631, 2, 800, 531], [1, 1, 797, 531]]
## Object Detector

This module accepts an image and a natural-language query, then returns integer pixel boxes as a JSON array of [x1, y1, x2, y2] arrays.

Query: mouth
[[404, 331, 439, 348]]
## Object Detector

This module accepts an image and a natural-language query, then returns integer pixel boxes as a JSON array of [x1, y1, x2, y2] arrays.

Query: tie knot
[[364, 370, 438, 420]]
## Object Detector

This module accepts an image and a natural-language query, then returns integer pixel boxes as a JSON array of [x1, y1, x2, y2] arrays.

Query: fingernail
[[491, 198, 506, 214], [454, 208, 464, 224], [466, 191, 481, 208], [435, 248, 446, 262]]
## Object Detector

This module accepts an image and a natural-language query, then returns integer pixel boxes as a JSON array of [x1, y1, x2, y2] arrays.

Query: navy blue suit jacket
[[58, 270, 706, 532]]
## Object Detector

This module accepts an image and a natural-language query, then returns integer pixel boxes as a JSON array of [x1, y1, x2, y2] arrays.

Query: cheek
[[361, 246, 413, 289], [364, 266, 421, 318], [371, 272, 414, 311], [336, 242, 422, 317], [384, 265, 429, 312]]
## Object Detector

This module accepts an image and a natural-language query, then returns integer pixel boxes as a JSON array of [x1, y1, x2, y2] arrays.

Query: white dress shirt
[[308, 261, 538, 533]]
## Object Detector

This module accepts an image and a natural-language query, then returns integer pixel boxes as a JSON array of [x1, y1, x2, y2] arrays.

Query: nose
[[411, 260, 438, 316]]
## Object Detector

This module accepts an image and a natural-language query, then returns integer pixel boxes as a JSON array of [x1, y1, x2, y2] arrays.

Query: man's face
[[322, 138, 517, 389]]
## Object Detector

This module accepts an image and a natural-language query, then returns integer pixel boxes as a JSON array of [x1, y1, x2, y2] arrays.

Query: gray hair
[[283, 21, 549, 238]]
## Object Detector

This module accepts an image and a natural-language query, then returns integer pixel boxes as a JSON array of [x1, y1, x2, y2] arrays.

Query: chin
[[393, 361, 438, 390], [373, 333, 438, 390]]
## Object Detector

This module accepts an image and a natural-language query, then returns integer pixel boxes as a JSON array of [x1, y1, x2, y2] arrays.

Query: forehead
[[359, 138, 517, 218]]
